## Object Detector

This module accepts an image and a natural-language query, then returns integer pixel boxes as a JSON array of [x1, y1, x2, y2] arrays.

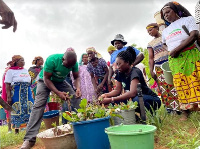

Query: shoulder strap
[[182, 25, 190, 36]]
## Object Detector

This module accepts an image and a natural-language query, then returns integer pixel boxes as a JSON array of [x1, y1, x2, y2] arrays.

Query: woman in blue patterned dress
[[5, 55, 34, 134]]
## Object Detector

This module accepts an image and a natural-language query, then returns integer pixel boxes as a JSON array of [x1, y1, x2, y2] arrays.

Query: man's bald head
[[62, 51, 77, 68]]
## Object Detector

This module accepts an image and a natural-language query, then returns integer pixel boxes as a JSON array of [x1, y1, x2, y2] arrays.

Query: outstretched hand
[[0, 0, 17, 32]]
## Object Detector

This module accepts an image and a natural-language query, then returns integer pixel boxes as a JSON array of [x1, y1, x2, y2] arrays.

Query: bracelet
[[111, 97, 115, 103]]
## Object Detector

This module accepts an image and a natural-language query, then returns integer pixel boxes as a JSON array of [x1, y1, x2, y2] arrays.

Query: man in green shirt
[[21, 50, 81, 149]]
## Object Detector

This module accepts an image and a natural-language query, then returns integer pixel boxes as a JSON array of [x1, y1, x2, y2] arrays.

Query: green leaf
[[79, 99, 87, 110]]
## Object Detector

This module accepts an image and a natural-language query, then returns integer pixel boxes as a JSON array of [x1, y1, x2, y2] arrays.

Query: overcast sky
[[0, 0, 198, 82]]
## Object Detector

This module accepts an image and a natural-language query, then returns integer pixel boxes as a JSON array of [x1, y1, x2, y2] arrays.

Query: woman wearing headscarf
[[146, 23, 179, 111], [107, 45, 116, 56], [4, 55, 34, 133], [76, 53, 96, 102], [86, 47, 109, 96], [28, 56, 44, 99], [161, 1, 200, 120]]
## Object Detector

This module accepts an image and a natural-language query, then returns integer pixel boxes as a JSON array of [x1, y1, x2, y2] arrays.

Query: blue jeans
[[132, 95, 161, 113]]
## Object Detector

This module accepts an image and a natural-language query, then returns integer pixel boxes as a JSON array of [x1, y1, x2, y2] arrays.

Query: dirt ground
[[3, 142, 168, 149]]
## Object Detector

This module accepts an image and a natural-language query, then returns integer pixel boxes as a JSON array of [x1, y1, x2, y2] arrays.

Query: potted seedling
[[108, 99, 138, 125], [63, 99, 121, 149]]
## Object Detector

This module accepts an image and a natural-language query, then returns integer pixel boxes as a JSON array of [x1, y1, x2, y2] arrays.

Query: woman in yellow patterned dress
[[161, 1, 200, 119]]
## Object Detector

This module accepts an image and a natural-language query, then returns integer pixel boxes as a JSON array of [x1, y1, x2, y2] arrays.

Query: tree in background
[[132, 44, 154, 86]]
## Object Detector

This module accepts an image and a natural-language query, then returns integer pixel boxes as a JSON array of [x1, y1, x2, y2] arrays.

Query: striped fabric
[[195, 0, 200, 24]]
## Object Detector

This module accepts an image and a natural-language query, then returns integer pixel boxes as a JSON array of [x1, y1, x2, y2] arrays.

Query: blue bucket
[[43, 110, 59, 129], [43, 110, 59, 119], [72, 116, 110, 149]]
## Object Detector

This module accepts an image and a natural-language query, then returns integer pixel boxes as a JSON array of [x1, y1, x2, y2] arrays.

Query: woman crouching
[[100, 46, 161, 113]]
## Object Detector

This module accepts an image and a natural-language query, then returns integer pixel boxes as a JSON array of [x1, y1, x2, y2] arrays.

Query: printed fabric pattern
[[169, 47, 200, 110], [11, 82, 34, 128]]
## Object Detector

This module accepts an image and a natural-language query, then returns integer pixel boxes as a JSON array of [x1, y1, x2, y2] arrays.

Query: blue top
[[110, 47, 140, 64]]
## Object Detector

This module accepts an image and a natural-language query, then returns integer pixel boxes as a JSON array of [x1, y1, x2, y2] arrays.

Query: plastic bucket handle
[[105, 129, 142, 133]]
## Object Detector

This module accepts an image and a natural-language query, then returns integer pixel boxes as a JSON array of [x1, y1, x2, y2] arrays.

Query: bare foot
[[180, 110, 190, 121]]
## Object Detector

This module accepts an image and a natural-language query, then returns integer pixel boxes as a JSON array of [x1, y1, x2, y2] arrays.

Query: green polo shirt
[[39, 54, 78, 82]]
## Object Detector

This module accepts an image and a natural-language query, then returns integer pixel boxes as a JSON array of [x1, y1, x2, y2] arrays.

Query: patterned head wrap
[[10, 55, 23, 66], [146, 23, 159, 30], [107, 45, 116, 52], [160, 1, 191, 26], [86, 47, 102, 58], [32, 56, 43, 65]]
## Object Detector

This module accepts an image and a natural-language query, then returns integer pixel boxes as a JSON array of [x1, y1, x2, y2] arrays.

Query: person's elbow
[[139, 53, 144, 61]]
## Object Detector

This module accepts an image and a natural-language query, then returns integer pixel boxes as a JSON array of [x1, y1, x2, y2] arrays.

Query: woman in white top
[[4, 55, 34, 134], [161, 1, 200, 120]]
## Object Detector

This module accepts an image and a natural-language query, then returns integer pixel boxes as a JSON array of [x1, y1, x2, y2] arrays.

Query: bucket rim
[[105, 124, 157, 136], [43, 110, 60, 119], [72, 116, 110, 126], [161, 61, 172, 73]]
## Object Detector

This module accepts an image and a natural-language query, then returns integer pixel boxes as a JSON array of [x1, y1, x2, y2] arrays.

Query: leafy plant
[[107, 100, 138, 111], [62, 99, 121, 122], [145, 103, 167, 131]]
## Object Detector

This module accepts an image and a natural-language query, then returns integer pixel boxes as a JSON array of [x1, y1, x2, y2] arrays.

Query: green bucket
[[161, 61, 173, 85], [105, 124, 157, 149]]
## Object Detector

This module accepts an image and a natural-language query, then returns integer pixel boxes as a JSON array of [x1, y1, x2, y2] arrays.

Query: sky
[[0, 0, 198, 84]]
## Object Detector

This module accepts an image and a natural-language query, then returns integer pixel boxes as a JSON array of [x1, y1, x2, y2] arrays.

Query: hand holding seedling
[[57, 91, 71, 100]]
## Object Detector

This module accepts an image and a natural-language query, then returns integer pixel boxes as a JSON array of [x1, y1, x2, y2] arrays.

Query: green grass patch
[[0, 121, 46, 148], [154, 111, 200, 148]]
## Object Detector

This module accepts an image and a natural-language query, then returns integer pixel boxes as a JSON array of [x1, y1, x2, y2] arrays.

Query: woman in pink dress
[[78, 53, 96, 102]]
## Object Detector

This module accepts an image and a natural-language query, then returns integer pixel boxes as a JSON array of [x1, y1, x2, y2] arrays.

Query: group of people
[[1, 56, 43, 134], [146, 1, 200, 120], [1, 0, 200, 149]]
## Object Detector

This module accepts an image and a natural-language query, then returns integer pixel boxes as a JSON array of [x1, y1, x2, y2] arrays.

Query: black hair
[[117, 46, 136, 65]]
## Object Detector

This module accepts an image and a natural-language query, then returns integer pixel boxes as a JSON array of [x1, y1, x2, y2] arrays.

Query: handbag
[[182, 25, 200, 51]]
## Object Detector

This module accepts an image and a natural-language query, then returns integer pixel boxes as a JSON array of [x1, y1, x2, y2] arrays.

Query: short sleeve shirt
[[110, 47, 141, 65], [87, 58, 107, 77], [39, 54, 78, 82], [5, 69, 31, 85], [115, 67, 157, 97], [162, 16, 198, 51]]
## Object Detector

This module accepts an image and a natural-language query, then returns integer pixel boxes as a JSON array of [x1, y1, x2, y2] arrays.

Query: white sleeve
[[4, 70, 13, 83], [186, 16, 199, 32]]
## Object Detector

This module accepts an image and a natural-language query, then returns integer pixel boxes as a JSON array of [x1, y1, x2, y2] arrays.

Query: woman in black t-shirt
[[101, 46, 161, 112]]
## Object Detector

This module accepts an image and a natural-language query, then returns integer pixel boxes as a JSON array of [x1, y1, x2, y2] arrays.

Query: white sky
[[0, 0, 198, 84]]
